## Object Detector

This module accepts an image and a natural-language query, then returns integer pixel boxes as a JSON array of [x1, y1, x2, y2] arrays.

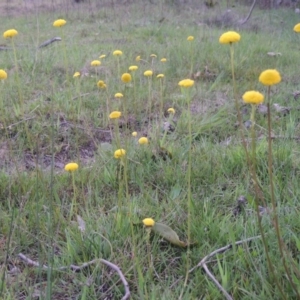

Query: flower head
[[144, 70, 153, 77], [129, 65, 138, 71], [178, 79, 194, 88], [91, 60, 101, 66], [167, 107, 175, 114], [242, 91, 264, 105], [294, 23, 300, 33], [109, 111, 121, 119], [132, 131, 137, 137], [259, 69, 281, 86], [0, 70, 8, 80], [150, 54, 157, 58], [114, 149, 126, 159], [99, 54, 106, 59], [160, 58, 167, 62], [187, 36, 194, 41], [3, 29, 18, 38], [64, 162, 79, 172], [136, 55, 141, 62], [73, 72, 80, 78], [121, 73, 132, 83], [115, 93, 123, 98], [97, 80, 107, 89], [113, 50, 123, 56], [157, 74, 164, 79], [219, 31, 241, 44], [143, 218, 155, 227], [138, 137, 148, 145], [53, 19, 66, 27]]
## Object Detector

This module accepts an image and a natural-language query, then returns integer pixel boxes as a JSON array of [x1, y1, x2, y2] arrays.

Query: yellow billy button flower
[[132, 131, 137, 137], [136, 55, 141, 62], [97, 80, 107, 89], [3, 29, 18, 38], [109, 111, 121, 119], [114, 149, 126, 159], [167, 107, 175, 114], [242, 91, 264, 105], [53, 19, 66, 27], [121, 73, 132, 83], [115, 93, 123, 98], [0, 70, 8, 80], [64, 162, 79, 172], [150, 54, 157, 58], [160, 58, 167, 62], [91, 60, 101, 66], [113, 50, 123, 56], [157, 74, 164, 78], [73, 72, 80, 78], [138, 137, 148, 145], [293, 23, 300, 33], [143, 218, 155, 227], [187, 36, 194, 41], [99, 54, 106, 59], [259, 69, 281, 86], [129, 65, 138, 71], [178, 79, 194, 88], [144, 70, 153, 77], [219, 31, 241, 44]]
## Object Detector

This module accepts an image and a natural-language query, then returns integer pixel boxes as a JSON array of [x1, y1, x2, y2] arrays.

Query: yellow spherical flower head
[[242, 91, 264, 105], [109, 111, 121, 119], [64, 162, 79, 172], [294, 23, 300, 33], [144, 70, 153, 77], [53, 19, 66, 27], [99, 54, 106, 59], [219, 31, 241, 44], [160, 58, 167, 62], [138, 137, 148, 145], [157, 74, 164, 79], [114, 149, 126, 159], [143, 218, 155, 227], [178, 79, 194, 88], [113, 50, 123, 56], [73, 72, 80, 78], [115, 93, 123, 98], [121, 73, 132, 83], [97, 80, 107, 89], [132, 131, 137, 137], [3, 29, 18, 38], [167, 107, 175, 114], [0, 70, 8, 80], [91, 60, 101, 66], [136, 55, 141, 62], [150, 54, 157, 58], [129, 65, 138, 71], [259, 69, 281, 86], [187, 36, 194, 41]]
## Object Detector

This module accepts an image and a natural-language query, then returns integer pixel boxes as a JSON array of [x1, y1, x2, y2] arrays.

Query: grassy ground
[[1, 0, 300, 299]]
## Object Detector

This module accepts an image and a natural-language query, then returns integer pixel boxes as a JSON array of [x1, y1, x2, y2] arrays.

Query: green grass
[[1, 0, 300, 299]]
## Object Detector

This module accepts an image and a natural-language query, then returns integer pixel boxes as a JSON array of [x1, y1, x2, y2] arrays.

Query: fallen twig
[[38, 37, 62, 48], [18, 253, 130, 300]]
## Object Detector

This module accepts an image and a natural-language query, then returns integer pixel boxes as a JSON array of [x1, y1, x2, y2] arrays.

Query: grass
[[1, 0, 300, 299]]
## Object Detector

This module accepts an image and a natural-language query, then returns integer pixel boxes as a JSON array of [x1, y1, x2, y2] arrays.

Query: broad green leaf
[[153, 222, 186, 247]]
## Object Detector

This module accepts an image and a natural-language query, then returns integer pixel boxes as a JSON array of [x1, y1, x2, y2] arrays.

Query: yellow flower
[[91, 60, 101, 66], [109, 111, 121, 119], [114, 149, 126, 159], [143, 218, 155, 227], [293, 23, 300, 33], [178, 79, 194, 88], [129, 65, 138, 71], [157, 74, 164, 78], [167, 107, 175, 114], [160, 58, 167, 62], [150, 54, 157, 58], [242, 91, 264, 105], [144, 70, 153, 77], [64, 162, 79, 172], [97, 80, 107, 88], [0, 70, 8, 80], [259, 69, 281, 86], [73, 72, 80, 78], [113, 50, 123, 56], [138, 137, 148, 145], [99, 54, 106, 59], [53, 19, 66, 27], [3, 29, 18, 38], [136, 55, 141, 62], [121, 73, 132, 83], [132, 131, 137, 137], [115, 93, 124, 98], [187, 36, 194, 41], [219, 31, 241, 44]]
